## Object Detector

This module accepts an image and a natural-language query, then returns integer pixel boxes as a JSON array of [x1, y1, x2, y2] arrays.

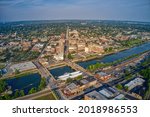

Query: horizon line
[[0, 19, 150, 24]]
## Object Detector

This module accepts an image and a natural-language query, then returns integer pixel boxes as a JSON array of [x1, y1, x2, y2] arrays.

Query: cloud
[[0, 0, 45, 7], [0, 0, 101, 7], [0, 0, 150, 22], [0, 0, 24, 6]]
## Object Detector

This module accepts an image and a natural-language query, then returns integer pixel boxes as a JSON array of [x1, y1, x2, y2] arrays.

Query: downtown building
[[54, 36, 65, 61]]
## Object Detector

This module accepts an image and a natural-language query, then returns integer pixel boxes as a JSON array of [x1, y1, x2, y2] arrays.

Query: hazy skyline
[[0, 0, 150, 22]]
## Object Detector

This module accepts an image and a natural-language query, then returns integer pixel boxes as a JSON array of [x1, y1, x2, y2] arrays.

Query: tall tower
[[59, 37, 64, 59], [54, 36, 65, 61], [64, 26, 69, 60]]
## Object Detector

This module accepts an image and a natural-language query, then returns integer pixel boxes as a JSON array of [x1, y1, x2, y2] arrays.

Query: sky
[[0, 0, 150, 22]]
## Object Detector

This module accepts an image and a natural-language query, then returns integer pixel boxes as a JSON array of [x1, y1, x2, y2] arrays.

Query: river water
[[78, 42, 150, 68], [6, 73, 41, 94], [50, 66, 75, 79], [50, 42, 150, 78]]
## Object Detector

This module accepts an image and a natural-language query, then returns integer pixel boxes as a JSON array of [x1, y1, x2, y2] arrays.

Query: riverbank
[[75, 40, 150, 63], [48, 41, 150, 70], [0, 73, 43, 100], [47, 47, 130, 70], [49, 41, 150, 78], [87, 50, 150, 72], [0, 69, 39, 80], [48, 62, 66, 70]]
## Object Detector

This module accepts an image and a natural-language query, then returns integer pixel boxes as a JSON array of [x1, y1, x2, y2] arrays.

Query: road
[[37, 40, 50, 60], [64, 60, 94, 76], [72, 80, 138, 100], [33, 60, 57, 88], [72, 56, 150, 100], [104, 51, 149, 73], [16, 88, 51, 100], [9, 30, 150, 100]]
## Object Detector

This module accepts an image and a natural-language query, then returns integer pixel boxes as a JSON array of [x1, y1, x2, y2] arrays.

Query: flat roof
[[85, 91, 107, 100], [99, 89, 114, 98], [97, 72, 107, 76], [113, 94, 125, 100], [66, 83, 78, 91], [10, 61, 37, 72]]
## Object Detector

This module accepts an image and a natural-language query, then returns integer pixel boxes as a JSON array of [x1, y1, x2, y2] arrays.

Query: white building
[[35, 43, 44, 48], [58, 71, 82, 80], [85, 47, 89, 53], [54, 53, 64, 61]]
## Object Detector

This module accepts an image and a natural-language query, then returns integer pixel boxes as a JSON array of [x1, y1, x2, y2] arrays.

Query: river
[[6, 73, 41, 94], [50, 66, 75, 79], [50, 42, 150, 79], [78, 42, 150, 68]]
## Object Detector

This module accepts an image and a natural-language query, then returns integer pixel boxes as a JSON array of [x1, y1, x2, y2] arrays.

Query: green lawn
[[35, 93, 56, 100]]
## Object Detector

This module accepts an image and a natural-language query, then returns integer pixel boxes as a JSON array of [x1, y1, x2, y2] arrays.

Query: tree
[[4, 94, 11, 100], [75, 75, 83, 81], [144, 90, 150, 100], [38, 78, 46, 90], [28, 88, 37, 94], [15, 69, 20, 74], [125, 74, 132, 80], [105, 47, 113, 53], [0, 80, 7, 93], [88, 65, 95, 71], [14, 90, 20, 98], [116, 84, 123, 90], [140, 68, 150, 79], [124, 86, 129, 91], [140, 66, 150, 100], [95, 63, 100, 69], [68, 53, 73, 59], [125, 70, 130, 75], [66, 78, 73, 84], [20, 90, 25, 96]]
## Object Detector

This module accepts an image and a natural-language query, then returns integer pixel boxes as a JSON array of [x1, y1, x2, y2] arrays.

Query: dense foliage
[[0, 80, 7, 93]]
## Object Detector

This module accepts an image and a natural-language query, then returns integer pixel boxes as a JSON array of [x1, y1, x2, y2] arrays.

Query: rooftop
[[99, 88, 114, 98], [125, 78, 145, 89], [10, 61, 37, 72], [113, 94, 126, 100], [85, 90, 107, 100], [97, 72, 108, 76], [66, 83, 78, 91], [76, 76, 97, 86]]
